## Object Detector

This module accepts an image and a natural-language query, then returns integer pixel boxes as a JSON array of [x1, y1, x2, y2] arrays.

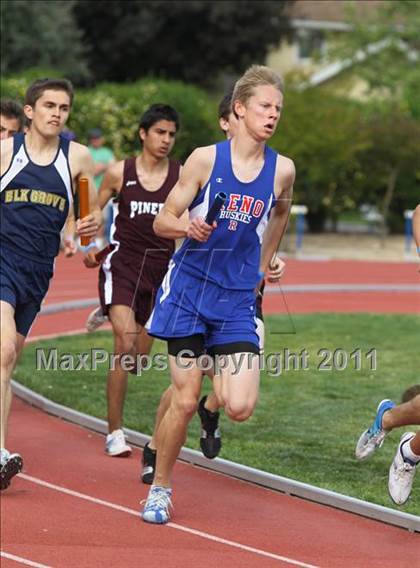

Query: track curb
[[12, 380, 420, 533]]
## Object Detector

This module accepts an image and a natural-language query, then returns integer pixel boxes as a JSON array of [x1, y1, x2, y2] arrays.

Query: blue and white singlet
[[173, 139, 277, 290]]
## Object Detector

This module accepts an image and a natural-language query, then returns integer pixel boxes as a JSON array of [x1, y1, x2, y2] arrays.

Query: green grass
[[15, 314, 420, 515]]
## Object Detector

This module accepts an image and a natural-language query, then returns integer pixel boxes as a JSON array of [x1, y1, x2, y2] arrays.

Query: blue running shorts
[[146, 261, 259, 352], [0, 246, 53, 336]]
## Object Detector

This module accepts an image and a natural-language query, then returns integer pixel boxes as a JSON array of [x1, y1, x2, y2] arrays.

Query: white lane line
[[0, 551, 52, 568], [20, 474, 138, 516], [19, 474, 319, 568], [168, 522, 319, 567]]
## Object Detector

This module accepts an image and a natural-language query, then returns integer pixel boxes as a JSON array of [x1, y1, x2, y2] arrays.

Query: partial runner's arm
[[70, 142, 102, 238], [413, 204, 420, 256], [153, 146, 216, 242], [97, 160, 124, 209], [259, 155, 295, 276], [62, 208, 77, 257]]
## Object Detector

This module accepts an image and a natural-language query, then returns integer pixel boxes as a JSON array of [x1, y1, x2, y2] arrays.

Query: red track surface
[[263, 291, 419, 314], [2, 399, 419, 568], [44, 254, 419, 304], [30, 253, 419, 339], [2, 252, 419, 567]]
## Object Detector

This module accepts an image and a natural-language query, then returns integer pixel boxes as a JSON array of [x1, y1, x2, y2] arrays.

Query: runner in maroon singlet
[[83, 104, 180, 457]]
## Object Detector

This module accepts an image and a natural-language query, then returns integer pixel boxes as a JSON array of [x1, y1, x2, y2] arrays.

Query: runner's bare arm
[[0, 137, 13, 176], [63, 143, 98, 256], [70, 143, 102, 238], [81, 163, 124, 268], [153, 146, 215, 241], [413, 204, 420, 255], [62, 206, 78, 257], [97, 161, 124, 209], [259, 156, 295, 276]]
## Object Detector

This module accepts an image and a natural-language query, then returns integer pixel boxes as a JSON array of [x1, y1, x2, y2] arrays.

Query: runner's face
[[236, 84, 282, 141], [24, 90, 71, 137], [0, 115, 21, 139], [140, 120, 177, 159]]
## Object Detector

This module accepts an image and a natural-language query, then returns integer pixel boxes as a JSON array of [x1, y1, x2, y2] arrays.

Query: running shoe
[[389, 432, 417, 505], [86, 306, 107, 332], [141, 443, 156, 485], [198, 395, 221, 459], [0, 450, 23, 491], [355, 399, 395, 460], [105, 429, 132, 457], [141, 486, 173, 524]]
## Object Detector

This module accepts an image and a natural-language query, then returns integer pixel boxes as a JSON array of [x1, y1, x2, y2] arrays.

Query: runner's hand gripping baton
[[92, 194, 228, 258], [78, 177, 90, 246], [205, 191, 227, 224], [189, 191, 226, 246]]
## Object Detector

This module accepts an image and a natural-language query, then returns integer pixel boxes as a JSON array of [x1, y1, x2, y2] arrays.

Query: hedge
[[1, 69, 221, 160]]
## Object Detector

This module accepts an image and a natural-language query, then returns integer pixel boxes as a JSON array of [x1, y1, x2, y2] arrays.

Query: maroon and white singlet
[[99, 157, 180, 325]]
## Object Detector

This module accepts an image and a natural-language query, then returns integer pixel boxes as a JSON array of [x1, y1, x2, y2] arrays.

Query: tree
[[356, 108, 420, 237], [1, 0, 89, 82], [73, 0, 293, 85], [270, 89, 367, 232], [324, 0, 420, 233], [327, 0, 420, 117]]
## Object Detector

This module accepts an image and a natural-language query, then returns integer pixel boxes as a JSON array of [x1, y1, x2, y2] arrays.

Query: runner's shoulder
[[276, 153, 295, 187]]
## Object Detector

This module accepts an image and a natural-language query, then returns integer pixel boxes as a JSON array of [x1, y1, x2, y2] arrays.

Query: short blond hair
[[232, 65, 284, 115]]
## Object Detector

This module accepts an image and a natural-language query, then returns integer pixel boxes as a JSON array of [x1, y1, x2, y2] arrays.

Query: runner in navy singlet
[[0, 78, 101, 490], [142, 66, 295, 524], [82, 104, 181, 457]]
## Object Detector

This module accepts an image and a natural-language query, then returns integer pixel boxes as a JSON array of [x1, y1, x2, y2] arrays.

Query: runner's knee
[[174, 395, 198, 418], [409, 395, 420, 418], [224, 401, 254, 422], [1, 339, 17, 372], [114, 334, 136, 354]]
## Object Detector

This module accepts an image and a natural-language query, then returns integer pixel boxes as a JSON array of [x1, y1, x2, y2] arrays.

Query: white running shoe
[[105, 429, 132, 457], [142, 486, 173, 524], [0, 448, 9, 466], [1, 449, 23, 491], [86, 306, 107, 332], [388, 432, 417, 505]]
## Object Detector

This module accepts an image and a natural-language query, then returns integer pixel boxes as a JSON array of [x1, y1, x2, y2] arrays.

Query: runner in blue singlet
[[141, 65, 295, 524], [140, 90, 286, 486]]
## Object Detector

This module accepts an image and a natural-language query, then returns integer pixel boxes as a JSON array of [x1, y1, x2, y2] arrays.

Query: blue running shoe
[[355, 399, 395, 460], [141, 486, 173, 524]]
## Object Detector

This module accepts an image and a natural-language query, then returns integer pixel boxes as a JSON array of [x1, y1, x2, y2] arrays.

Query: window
[[297, 29, 325, 60]]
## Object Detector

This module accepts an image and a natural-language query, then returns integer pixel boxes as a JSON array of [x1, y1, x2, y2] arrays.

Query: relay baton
[[78, 177, 90, 246], [95, 244, 114, 263], [205, 192, 227, 224], [189, 192, 227, 246]]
